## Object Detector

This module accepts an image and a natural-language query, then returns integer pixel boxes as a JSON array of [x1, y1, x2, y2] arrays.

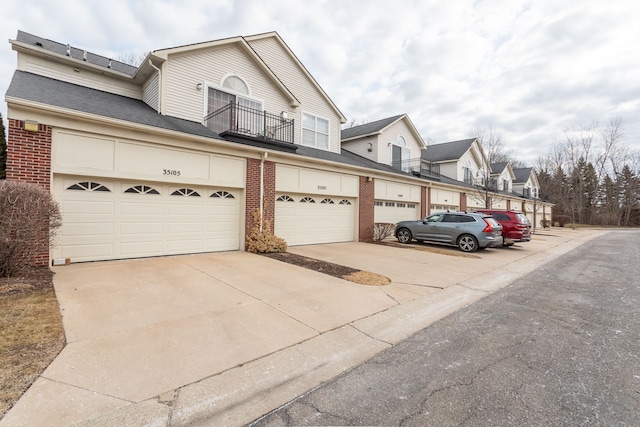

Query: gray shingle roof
[[491, 162, 509, 174], [6, 71, 218, 138], [341, 114, 405, 140], [6, 71, 477, 191], [512, 167, 533, 183], [15, 30, 138, 76], [421, 138, 476, 162]]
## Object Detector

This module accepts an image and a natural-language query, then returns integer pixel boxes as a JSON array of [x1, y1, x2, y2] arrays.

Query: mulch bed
[[261, 252, 391, 286]]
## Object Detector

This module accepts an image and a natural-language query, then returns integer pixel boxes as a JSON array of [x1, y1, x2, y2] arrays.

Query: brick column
[[245, 157, 276, 248], [460, 192, 467, 211], [6, 119, 53, 266], [358, 176, 375, 242], [422, 186, 429, 217]]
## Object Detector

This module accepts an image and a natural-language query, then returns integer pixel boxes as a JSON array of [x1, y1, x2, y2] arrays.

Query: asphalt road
[[249, 230, 640, 426]]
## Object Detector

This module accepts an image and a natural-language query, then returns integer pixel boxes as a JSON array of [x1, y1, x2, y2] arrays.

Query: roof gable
[[341, 114, 405, 140], [512, 167, 539, 186], [244, 32, 346, 123], [421, 138, 476, 162], [341, 114, 426, 148], [150, 33, 299, 107]]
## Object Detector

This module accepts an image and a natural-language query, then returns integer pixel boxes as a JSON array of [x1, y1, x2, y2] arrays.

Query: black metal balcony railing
[[204, 102, 295, 144], [392, 158, 440, 177]]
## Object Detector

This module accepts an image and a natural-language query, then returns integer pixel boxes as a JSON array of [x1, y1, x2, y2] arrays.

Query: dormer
[[341, 114, 427, 172], [490, 162, 516, 192], [421, 138, 490, 184], [513, 168, 540, 199]]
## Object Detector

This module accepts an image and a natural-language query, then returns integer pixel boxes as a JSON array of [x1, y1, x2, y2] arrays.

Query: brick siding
[[245, 157, 276, 248], [358, 176, 375, 241], [6, 119, 53, 266]]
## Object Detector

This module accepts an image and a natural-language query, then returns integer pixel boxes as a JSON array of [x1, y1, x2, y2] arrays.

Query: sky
[[2, 0, 639, 166]]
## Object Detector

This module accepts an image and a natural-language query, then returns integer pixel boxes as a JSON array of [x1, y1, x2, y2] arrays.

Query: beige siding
[[20, 53, 141, 99], [378, 120, 423, 166], [142, 73, 159, 111], [163, 46, 291, 124], [248, 37, 342, 154], [341, 136, 379, 162]]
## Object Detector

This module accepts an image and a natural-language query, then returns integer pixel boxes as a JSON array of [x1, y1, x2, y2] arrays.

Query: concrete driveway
[[1, 228, 604, 427]]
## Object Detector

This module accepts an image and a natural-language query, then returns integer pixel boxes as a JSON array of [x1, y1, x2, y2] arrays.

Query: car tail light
[[482, 219, 493, 233]]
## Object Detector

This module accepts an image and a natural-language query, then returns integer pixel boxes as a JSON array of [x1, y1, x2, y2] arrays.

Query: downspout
[[148, 59, 161, 114], [260, 152, 268, 233]]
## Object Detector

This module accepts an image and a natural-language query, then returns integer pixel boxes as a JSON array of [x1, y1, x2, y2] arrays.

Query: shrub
[[373, 223, 396, 241], [245, 209, 287, 253], [0, 181, 62, 276], [554, 215, 571, 227]]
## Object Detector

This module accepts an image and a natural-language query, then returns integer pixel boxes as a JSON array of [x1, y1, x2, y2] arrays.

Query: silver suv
[[395, 211, 503, 252]]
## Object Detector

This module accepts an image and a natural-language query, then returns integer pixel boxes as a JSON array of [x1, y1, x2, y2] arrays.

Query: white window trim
[[220, 73, 253, 96], [301, 111, 330, 150], [202, 79, 266, 121]]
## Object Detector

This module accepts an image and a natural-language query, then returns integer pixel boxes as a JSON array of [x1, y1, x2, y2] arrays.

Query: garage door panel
[[167, 239, 204, 252], [119, 241, 163, 256], [120, 202, 163, 215], [63, 223, 115, 237], [119, 222, 163, 234], [61, 243, 115, 260], [168, 221, 205, 233], [63, 200, 115, 215]]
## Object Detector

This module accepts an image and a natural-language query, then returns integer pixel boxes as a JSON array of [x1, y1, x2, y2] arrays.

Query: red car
[[475, 209, 532, 246]]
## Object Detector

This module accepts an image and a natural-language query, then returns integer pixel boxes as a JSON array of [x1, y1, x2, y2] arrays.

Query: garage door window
[[277, 195, 295, 202], [339, 200, 352, 205], [300, 197, 316, 203], [66, 181, 111, 192], [171, 188, 200, 197], [321, 198, 335, 204], [210, 190, 235, 199], [124, 185, 159, 195]]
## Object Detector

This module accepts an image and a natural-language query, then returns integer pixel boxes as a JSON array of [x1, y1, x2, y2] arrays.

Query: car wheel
[[396, 228, 412, 244], [458, 234, 479, 252]]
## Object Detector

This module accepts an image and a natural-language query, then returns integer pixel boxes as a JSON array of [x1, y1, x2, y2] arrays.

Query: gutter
[[148, 59, 161, 114]]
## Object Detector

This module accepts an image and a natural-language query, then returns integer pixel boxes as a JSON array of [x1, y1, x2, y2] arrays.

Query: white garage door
[[374, 200, 420, 224], [53, 176, 240, 262], [275, 194, 355, 246]]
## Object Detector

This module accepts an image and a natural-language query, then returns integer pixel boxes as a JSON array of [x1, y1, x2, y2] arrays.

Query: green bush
[[0, 181, 62, 276]]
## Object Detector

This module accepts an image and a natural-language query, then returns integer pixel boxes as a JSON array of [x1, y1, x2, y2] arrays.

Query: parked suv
[[475, 209, 531, 246], [395, 211, 503, 252]]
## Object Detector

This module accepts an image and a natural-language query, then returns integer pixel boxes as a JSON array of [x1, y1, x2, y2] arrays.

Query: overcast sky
[[2, 0, 639, 165]]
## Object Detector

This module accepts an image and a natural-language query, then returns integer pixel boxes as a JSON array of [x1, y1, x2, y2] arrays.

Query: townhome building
[[5, 30, 552, 266]]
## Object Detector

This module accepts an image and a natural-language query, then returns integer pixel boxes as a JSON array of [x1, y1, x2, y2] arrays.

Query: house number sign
[[317, 185, 327, 190], [163, 169, 181, 177]]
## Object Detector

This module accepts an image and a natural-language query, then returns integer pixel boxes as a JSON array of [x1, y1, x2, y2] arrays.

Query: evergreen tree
[[0, 113, 7, 180]]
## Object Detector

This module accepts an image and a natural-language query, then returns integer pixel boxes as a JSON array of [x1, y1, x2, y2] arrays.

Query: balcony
[[392, 158, 440, 178], [204, 102, 296, 150]]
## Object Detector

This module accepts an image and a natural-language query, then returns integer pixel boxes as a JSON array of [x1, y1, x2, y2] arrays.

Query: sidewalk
[[0, 228, 604, 426]]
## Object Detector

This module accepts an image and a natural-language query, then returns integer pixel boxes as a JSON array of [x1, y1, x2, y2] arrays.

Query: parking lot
[[1, 228, 604, 427]]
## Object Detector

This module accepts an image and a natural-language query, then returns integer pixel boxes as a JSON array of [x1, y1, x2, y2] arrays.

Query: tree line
[[534, 118, 640, 227]]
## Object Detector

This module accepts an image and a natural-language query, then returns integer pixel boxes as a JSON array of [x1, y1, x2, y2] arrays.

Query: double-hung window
[[302, 112, 329, 149]]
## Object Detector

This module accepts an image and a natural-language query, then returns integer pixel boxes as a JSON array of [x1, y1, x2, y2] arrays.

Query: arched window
[[222, 75, 249, 95]]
